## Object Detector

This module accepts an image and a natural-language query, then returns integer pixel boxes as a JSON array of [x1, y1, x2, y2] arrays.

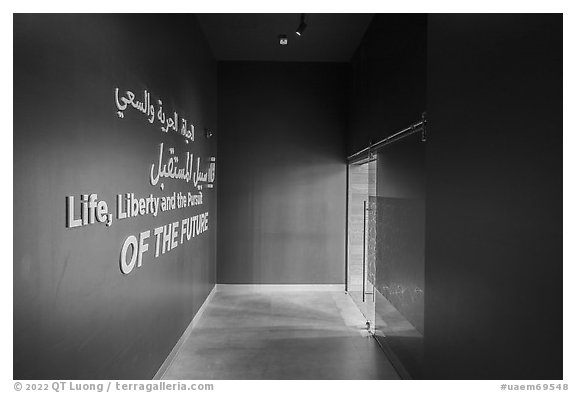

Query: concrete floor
[[162, 286, 400, 380]]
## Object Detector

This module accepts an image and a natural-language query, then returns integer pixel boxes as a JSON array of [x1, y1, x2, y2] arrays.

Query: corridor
[[12, 13, 563, 381]]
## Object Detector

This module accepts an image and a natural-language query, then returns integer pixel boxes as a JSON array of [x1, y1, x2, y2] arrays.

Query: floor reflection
[[163, 287, 400, 380]]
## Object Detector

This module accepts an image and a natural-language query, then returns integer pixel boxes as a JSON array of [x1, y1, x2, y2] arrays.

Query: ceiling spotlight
[[296, 14, 307, 36], [278, 34, 288, 45]]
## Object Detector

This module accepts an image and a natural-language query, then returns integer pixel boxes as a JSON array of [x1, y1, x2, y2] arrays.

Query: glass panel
[[372, 132, 426, 379], [347, 160, 368, 317], [346, 157, 376, 326], [364, 156, 377, 332]]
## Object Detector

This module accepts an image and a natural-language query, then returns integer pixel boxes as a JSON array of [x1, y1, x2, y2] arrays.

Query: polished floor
[[162, 286, 400, 379]]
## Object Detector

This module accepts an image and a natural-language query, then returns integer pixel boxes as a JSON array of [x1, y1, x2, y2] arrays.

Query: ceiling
[[196, 14, 374, 62]]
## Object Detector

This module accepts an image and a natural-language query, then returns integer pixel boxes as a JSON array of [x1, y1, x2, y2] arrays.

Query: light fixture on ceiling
[[296, 14, 307, 36], [278, 34, 288, 45]]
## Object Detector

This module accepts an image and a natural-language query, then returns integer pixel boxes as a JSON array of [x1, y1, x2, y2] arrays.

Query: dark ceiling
[[196, 14, 373, 62]]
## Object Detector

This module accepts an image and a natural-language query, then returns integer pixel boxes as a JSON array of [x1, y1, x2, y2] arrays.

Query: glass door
[[370, 131, 426, 379]]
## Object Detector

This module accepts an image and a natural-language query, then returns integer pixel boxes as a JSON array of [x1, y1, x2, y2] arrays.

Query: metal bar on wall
[[347, 115, 427, 162]]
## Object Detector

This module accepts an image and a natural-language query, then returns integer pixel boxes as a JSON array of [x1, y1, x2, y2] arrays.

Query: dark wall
[[347, 14, 427, 156], [217, 62, 348, 284], [14, 14, 217, 379], [424, 14, 563, 379]]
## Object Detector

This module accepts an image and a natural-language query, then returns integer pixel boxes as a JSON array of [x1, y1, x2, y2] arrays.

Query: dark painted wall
[[347, 14, 427, 156], [217, 62, 347, 284], [424, 14, 563, 379], [14, 14, 217, 379]]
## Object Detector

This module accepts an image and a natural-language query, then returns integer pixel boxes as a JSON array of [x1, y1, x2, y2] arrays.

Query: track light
[[296, 14, 307, 36]]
